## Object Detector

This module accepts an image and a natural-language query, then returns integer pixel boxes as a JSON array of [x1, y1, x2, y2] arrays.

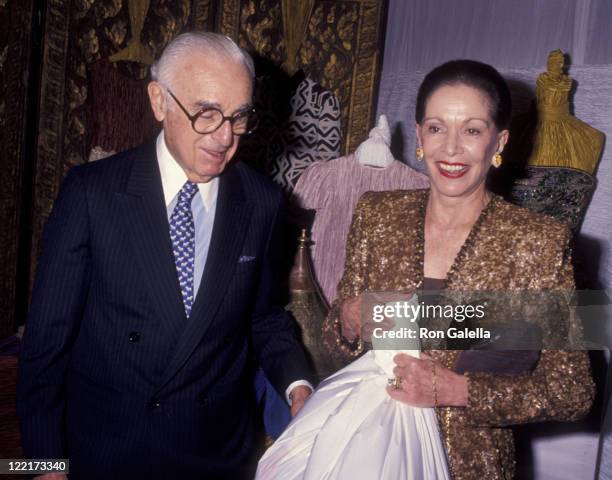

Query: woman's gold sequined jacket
[[322, 189, 594, 480]]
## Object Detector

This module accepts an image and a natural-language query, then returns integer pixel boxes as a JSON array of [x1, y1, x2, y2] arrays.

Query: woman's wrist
[[449, 373, 469, 407], [333, 313, 365, 355]]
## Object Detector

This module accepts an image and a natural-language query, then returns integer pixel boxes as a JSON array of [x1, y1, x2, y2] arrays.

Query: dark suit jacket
[[17, 142, 313, 479]]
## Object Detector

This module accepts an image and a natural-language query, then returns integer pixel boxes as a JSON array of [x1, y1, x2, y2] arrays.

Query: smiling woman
[[413, 61, 512, 280], [294, 59, 595, 480], [417, 83, 508, 200], [415, 60, 510, 204]]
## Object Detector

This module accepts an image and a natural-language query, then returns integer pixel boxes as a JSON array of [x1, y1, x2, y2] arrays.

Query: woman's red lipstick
[[436, 161, 469, 178]]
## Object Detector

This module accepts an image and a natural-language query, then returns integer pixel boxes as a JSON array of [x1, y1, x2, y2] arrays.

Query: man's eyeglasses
[[166, 89, 258, 136]]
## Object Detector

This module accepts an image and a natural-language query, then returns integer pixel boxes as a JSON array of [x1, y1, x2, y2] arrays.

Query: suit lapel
[[155, 165, 253, 392], [116, 143, 186, 341]]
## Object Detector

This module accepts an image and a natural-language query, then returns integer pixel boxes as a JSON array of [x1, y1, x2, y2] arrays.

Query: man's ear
[[148, 81, 166, 122]]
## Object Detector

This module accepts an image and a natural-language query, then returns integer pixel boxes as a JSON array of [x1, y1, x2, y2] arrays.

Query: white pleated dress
[[256, 297, 450, 480]]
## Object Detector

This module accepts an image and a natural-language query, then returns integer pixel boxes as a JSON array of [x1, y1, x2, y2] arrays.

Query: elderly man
[[17, 32, 313, 480]]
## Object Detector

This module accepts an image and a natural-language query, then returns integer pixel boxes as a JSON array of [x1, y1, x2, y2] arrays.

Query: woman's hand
[[339, 294, 395, 343], [386, 352, 468, 407], [339, 295, 362, 342]]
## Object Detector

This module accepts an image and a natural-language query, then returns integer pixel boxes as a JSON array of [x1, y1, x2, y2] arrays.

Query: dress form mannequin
[[354, 115, 395, 168], [293, 116, 429, 303], [529, 50, 604, 174], [509, 50, 604, 232]]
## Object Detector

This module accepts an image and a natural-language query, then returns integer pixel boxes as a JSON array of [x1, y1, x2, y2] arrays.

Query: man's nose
[[211, 118, 234, 146]]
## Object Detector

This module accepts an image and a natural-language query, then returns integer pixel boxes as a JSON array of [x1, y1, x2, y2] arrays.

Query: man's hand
[[34, 474, 67, 480], [289, 385, 312, 417]]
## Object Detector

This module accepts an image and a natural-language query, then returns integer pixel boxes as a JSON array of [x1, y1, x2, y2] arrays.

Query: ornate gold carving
[[346, 1, 382, 154], [0, 0, 35, 335], [29, 0, 383, 321], [77, 28, 101, 64], [104, 19, 129, 51], [239, 0, 282, 62], [220, 0, 384, 155], [74, 0, 94, 20], [218, 0, 241, 37], [280, 0, 314, 74], [32, 0, 194, 289], [109, 0, 154, 65], [31, 0, 73, 289], [299, 1, 359, 151], [94, 0, 122, 19], [192, 0, 215, 30], [146, 1, 191, 57]]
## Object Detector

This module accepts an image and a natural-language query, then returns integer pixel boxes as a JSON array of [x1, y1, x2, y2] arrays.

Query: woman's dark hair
[[415, 59, 512, 130]]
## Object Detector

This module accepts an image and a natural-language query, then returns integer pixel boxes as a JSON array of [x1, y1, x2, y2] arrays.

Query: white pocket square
[[238, 255, 256, 263]]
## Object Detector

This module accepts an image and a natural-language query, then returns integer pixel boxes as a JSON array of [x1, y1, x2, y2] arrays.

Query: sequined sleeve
[[321, 195, 372, 364], [464, 227, 595, 426]]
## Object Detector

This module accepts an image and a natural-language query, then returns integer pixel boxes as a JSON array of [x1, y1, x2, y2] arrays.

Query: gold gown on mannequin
[[529, 49, 603, 174], [509, 50, 604, 232]]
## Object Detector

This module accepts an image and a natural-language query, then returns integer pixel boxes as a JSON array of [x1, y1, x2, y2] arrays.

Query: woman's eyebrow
[[422, 116, 491, 126], [464, 117, 491, 126]]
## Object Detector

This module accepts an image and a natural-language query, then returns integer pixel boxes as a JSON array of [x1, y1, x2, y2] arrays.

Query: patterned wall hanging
[[0, 0, 36, 337], [31, 0, 216, 293], [217, 0, 386, 156]]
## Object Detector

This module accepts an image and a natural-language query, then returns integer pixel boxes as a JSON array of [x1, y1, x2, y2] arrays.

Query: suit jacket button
[[199, 395, 209, 406], [150, 398, 161, 409], [128, 331, 141, 342]]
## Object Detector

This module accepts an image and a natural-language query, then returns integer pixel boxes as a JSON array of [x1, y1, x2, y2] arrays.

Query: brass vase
[[287, 229, 338, 381]]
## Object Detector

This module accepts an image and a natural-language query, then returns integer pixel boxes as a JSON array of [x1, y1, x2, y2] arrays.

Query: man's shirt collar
[[156, 131, 218, 210]]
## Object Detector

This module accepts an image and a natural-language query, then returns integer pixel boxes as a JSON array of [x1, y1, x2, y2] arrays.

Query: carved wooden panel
[[31, 0, 214, 288], [217, 0, 386, 155], [192, 0, 217, 30], [29, 0, 385, 306], [0, 0, 35, 337]]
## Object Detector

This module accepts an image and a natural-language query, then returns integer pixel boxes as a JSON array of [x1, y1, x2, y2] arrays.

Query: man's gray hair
[[150, 32, 255, 86]]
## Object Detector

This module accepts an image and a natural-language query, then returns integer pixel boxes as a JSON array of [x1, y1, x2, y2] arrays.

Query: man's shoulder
[[232, 161, 283, 204], [69, 142, 153, 186]]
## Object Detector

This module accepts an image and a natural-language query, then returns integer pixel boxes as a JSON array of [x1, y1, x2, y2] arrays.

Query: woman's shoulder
[[356, 188, 428, 213], [489, 195, 571, 244]]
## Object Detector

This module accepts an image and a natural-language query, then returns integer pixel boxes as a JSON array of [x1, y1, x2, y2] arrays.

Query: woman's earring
[[416, 146, 424, 161], [492, 153, 503, 168]]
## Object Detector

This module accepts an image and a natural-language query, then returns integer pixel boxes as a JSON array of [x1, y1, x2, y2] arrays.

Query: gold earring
[[492, 153, 502, 168], [416, 147, 424, 161]]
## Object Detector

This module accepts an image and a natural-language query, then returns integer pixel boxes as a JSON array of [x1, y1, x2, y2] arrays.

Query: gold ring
[[387, 376, 403, 390]]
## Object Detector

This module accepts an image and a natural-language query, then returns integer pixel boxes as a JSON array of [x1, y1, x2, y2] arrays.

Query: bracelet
[[431, 361, 438, 407], [333, 312, 365, 356]]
